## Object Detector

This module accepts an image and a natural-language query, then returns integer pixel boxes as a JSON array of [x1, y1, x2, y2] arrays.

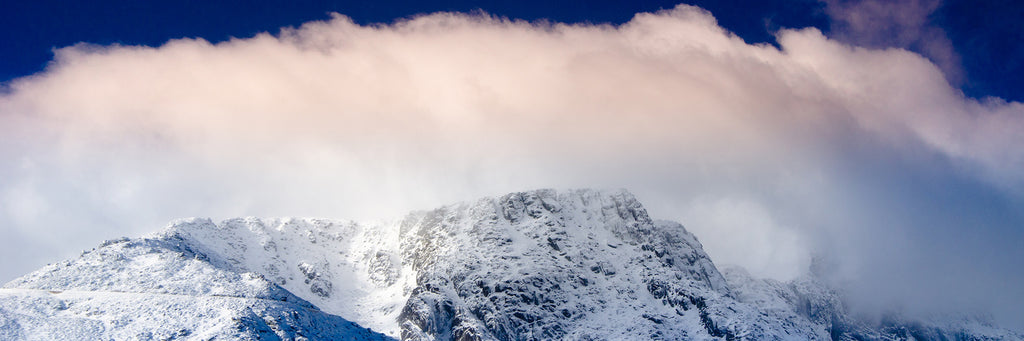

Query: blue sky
[[1, 0, 1020, 100], [1, 0, 1022, 331]]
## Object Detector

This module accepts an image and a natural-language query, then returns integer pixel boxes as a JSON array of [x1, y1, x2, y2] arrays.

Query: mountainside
[[1, 189, 1019, 340], [0, 233, 391, 340]]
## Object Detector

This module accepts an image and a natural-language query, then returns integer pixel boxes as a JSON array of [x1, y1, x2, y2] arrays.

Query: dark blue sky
[[0, 0, 1020, 101]]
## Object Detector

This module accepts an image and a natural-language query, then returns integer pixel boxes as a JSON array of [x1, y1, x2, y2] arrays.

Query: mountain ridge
[[2, 188, 1019, 340]]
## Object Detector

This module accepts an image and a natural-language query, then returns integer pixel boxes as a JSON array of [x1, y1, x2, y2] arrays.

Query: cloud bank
[[1, 4, 1022, 328]]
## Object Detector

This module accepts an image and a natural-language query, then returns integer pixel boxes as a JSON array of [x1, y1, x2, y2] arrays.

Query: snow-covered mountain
[[1, 189, 1019, 340]]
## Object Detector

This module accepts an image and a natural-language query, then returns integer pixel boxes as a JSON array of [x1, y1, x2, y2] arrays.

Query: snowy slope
[[2, 188, 1019, 340], [0, 288, 388, 341], [0, 235, 391, 340], [157, 217, 410, 336]]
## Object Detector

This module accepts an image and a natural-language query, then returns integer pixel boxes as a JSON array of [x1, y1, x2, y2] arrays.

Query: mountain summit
[[1, 189, 1018, 340]]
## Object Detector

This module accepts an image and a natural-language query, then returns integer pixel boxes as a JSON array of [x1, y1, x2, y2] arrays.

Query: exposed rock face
[[395, 189, 739, 340], [1, 189, 1019, 340]]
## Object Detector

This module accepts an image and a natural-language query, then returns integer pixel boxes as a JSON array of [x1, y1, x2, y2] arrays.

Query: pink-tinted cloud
[[1, 4, 1022, 328]]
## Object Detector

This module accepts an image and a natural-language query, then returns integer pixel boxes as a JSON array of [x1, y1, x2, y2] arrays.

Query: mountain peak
[[494, 188, 649, 224], [2, 189, 1019, 340]]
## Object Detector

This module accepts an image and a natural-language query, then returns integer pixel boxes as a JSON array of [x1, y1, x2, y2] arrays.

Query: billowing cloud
[[1, 4, 1022, 328]]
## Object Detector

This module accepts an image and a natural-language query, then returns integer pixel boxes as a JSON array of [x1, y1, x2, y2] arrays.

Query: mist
[[1, 4, 1021, 329]]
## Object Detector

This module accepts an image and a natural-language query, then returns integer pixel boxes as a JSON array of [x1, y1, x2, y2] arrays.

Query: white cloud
[[1, 4, 1022, 327], [680, 197, 810, 280]]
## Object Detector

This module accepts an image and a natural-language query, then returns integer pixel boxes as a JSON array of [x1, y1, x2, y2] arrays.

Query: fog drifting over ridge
[[1, 4, 1022, 328]]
